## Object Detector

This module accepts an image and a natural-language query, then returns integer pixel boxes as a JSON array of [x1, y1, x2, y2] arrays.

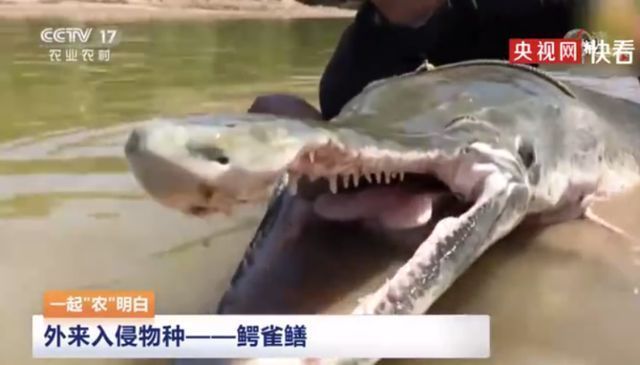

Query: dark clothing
[[319, 0, 588, 120]]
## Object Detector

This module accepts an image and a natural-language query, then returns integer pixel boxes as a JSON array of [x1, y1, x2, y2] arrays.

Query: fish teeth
[[399, 171, 405, 181], [374, 171, 382, 183], [385, 171, 392, 184], [364, 173, 372, 183], [329, 176, 338, 194], [352, 173, 360, 187], [308, 151, 315, 163], [342, 174, 350, 189]]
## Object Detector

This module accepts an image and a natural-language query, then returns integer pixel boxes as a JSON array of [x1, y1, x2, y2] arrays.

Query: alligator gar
[[124, 60, 640, 365]]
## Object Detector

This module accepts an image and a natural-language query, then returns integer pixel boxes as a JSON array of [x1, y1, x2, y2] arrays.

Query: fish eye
[[187, 144, 230, 164]]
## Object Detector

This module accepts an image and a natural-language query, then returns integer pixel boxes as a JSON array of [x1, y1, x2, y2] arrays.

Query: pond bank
[[0, 0, 356, 22]]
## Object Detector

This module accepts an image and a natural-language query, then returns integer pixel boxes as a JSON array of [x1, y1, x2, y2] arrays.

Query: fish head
[[124, 114, 331, 216]]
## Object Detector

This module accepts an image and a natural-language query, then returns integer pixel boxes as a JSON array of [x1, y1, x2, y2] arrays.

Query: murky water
[[1, 19, 639, 365]]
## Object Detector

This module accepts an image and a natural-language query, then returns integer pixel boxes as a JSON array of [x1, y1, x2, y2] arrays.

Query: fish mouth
[[280, 140, 493, 252], [294, 172, 472, 251], [216, 140, 518, 315]]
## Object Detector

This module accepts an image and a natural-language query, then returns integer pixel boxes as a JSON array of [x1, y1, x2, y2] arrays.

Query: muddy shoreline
[[0, 0, 356, 22]]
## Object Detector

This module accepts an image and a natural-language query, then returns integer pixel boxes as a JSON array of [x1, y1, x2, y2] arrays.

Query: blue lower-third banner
[[33, 315, 490, 358]]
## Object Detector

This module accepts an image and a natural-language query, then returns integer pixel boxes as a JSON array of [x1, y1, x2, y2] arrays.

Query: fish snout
[[124, 127, 143, 156], [124, 125, 209, 214]]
